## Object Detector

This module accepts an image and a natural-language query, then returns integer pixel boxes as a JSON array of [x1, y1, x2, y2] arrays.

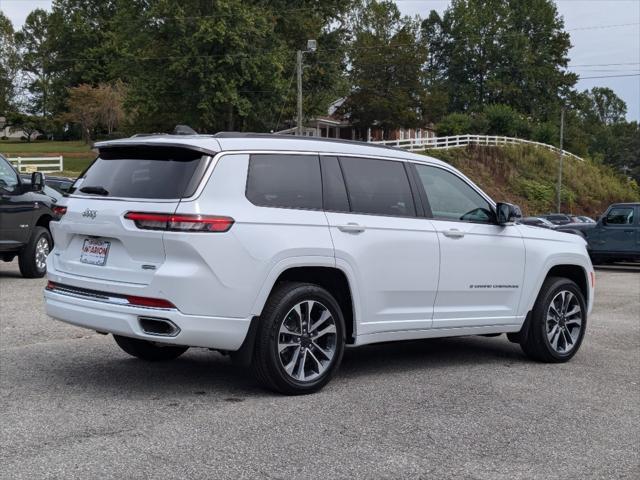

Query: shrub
[[483, 104, 531, 138], [436, 113, 473, 136]]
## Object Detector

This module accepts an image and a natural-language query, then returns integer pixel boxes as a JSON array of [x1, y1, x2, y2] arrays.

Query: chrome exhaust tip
[[138, 317, 180, 337]]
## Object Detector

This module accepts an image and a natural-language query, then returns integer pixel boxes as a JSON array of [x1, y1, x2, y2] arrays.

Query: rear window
[[246, 154, 322, 209], [73, 147, 209, 199]]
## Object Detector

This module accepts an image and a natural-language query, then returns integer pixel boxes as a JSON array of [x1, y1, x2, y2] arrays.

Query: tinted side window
[[605, 207, 634, 225], [415, 164, 493, 223], [0, 156, 19, 193], [320, 156, 349, 212], [339, 157, 416, 217], [247, 154, 322, 210]]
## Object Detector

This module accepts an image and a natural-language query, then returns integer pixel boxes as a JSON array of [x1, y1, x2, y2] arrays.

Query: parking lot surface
[[1, 261, 639, 479]]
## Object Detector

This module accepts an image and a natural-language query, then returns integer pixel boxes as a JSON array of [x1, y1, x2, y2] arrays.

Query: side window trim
[[410, 161, 497, 225], [403, 162, 426, 217], [407, 162, 432, 218], [319, 155, 350, 213]]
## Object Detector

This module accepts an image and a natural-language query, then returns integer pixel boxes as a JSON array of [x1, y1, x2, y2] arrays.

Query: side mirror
[[600, 215, 607, 225], [496, 202, 522, 225], [31, 171, 45, 191]]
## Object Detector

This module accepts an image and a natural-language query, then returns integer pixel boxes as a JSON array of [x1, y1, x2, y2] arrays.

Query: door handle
[[337, 223, 366, 233], [443, 228, 465, 238]]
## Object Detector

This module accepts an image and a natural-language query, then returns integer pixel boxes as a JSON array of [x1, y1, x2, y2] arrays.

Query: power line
[[568, 22, 639, 31], [578, 73, 640, 79], [568, 62, 639, 67]]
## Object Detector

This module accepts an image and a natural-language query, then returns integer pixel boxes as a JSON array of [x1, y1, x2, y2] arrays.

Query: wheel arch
[[527, 263, 590, 314], [35, 214, 53, 233], [250, 259, 360, 345]]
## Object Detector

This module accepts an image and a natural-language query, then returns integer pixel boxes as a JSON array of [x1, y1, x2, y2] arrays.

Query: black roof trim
[[212, 131, 401, 151]]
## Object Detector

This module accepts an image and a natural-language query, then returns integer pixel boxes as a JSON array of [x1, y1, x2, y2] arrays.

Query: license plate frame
[[80, 238, 111, 266]]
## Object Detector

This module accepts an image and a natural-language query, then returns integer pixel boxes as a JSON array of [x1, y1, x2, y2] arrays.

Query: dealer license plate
[[80, 238, 111, 266]]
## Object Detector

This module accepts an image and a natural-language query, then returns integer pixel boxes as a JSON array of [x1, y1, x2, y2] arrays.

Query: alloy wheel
[[35, 237, 50, 271], [546, 290, 583, 354], [277, 300, 337, 382]]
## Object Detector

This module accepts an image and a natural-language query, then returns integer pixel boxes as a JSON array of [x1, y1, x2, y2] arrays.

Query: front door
[[0, 156, 33, 248], [322, 156, 440, 336], [590, 205, 637, 255], [412, 163, 526, 328]]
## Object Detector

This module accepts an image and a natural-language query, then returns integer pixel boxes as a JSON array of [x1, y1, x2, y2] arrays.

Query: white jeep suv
[[44, 133, 594, 394]]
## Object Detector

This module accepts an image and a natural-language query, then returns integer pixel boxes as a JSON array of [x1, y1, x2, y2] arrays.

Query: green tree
[[14, 9, 59, 117], [340, 1, 429, 138], [0, 12, 20, 116], [581, 87, 627, 126], [424, 0, 575, 120]]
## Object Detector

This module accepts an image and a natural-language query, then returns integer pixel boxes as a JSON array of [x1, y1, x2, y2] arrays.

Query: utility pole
[[296, 50, 303, 136], [295, 40, 317, 136], [556, 108, 565, 213]]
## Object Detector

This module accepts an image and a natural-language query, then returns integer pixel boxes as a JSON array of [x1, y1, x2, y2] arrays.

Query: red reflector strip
[[124, 212, 234, 232], [46, 281, 176, 309], [125, 295, 176, 309], [590, 271, 595, 288]]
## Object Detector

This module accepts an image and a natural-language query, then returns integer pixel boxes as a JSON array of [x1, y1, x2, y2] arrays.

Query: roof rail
[[212, 131, 401, 151]]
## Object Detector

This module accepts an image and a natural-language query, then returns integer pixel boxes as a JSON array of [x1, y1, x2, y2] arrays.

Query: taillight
[[52, 205, 67, 217], [124, 212, 234, 232]]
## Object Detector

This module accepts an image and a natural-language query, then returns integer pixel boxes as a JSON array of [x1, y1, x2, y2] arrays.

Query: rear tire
[[18, 226, 51, 278], [113, 335, 189, 361], [252, 282, 345, 395], [519, 277, 587, 363]]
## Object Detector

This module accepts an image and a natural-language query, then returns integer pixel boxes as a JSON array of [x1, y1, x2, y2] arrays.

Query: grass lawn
[[0, 140, 93, 153], [0, 140, 95, 175]]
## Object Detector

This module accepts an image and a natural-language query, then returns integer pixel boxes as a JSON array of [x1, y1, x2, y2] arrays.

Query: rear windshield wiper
[[79, 185, 109, 196]]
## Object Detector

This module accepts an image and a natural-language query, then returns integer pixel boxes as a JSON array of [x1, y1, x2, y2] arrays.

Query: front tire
[[252, 282, 346, 395], [18, 226, 51, 278], [519, 277, 587, 362], [113, 335, 189, 361]]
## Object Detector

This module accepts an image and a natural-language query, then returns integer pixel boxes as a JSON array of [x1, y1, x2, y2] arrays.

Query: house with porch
[[275, 98, 435, 142]]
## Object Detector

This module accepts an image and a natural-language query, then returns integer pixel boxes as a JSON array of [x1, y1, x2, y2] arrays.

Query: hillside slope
[[422, 145, 640, 216]]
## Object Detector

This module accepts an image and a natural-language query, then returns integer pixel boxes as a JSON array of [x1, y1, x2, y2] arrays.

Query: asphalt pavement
[[1, 261, 638, 479]]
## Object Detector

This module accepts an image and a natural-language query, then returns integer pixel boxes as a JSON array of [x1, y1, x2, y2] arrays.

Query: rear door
[[323, 155, 440, 335], [52, 146, 211, 285]]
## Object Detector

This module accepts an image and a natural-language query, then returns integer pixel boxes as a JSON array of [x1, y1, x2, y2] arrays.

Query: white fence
[[372, 134, 583, 161], [8, 156, 64, 173]]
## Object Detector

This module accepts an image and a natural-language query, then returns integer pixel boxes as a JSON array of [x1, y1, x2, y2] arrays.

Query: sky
[[1, 0, 639, 120]]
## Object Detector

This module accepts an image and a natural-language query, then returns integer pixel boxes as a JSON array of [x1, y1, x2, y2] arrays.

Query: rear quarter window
[[73, 146, 209, 199]]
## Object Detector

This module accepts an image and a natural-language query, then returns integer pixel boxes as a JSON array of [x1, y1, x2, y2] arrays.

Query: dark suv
[[557, 203, 640, 264], [0, 154, 61, 277]]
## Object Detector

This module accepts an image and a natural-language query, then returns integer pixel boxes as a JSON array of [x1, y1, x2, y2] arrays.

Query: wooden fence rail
[[371, 134, 583, 161], [8, 156, 64, 173]]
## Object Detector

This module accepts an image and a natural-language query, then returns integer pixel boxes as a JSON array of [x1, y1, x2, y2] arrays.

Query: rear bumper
[[44, 288, 251, 351]]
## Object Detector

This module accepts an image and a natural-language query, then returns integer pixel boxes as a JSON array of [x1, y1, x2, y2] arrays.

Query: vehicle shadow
[[0, 269, 24, 279], [594, 263, 640, 273], [42, 335, 526, 399]]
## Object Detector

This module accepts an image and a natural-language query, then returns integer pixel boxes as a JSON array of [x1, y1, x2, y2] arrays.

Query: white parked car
[[44, 134, 594, 394]]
